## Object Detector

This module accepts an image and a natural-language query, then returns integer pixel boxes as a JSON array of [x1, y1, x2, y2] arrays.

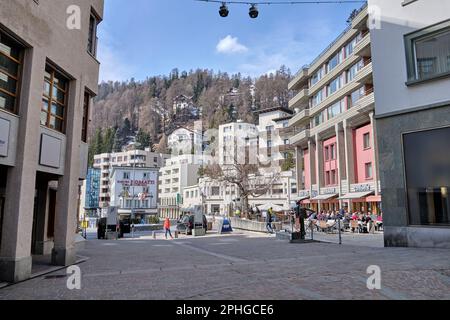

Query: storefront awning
[[339, 191, 374, 200], [311, 194, 339, 201], [292, 196, 310, 202]]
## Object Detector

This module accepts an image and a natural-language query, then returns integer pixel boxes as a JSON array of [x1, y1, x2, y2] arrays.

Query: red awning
[[366, 195, 382, 202]]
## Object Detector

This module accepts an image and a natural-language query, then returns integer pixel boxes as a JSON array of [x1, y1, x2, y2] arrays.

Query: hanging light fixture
[[219, 2, 229, 17], [249, 4, 259, 18]]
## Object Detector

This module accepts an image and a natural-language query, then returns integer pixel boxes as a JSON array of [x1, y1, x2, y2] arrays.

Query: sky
[[97, 0, 365, 82]]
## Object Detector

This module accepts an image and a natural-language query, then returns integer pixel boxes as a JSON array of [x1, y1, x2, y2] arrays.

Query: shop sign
[[321, 187, 337, 195], [117, 180, 155, 186], [298, 190, 310, 197], [353, 183, 373, 192]]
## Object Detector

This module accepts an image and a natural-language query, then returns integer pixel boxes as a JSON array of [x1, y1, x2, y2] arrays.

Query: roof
[[254, 106, 294, 115], [273, 115, 293, 122]]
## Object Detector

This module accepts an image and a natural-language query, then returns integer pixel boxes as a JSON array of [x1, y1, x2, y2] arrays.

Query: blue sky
[[98, 0, 365, 82]]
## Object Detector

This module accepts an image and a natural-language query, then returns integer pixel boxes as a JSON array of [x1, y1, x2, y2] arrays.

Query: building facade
[[0, 0, 104, 282], [369, 0, 450, 248], [158, 155, 201, 219], [110, 166, 159, 222], [288, 4, 381, 215], [93, 149, 169, 208]]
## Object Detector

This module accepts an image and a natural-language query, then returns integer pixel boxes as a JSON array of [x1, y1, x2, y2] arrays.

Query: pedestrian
[[164, 217, 173, 240], [266, 209, 274, 234]]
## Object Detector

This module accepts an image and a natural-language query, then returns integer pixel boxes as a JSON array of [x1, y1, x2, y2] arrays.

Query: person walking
[[164, 217, 173, 240], [266, 208, 274, 233]]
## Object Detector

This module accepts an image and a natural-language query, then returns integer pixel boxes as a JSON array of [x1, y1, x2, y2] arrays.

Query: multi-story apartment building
[[219, 120, 258, 165], [92, 149, 169, 208], [369, 0, 450, 248], [158, 155, 201, 219], [288, 4, 381, 215], [110, 166, 158, 222], [0, 0, 104, 283]]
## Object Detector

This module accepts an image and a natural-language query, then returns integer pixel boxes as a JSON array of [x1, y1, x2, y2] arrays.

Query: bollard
[[152, 231, 156, 239], [175, 231, 179, 239]]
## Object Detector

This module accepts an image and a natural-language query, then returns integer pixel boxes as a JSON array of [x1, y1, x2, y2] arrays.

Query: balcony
[[354, 32, 371, 57], [354, 60, 372, 84], [289, 88, 309, 109], [288, 108, 311, 127], [308, 54, 360, 97], [288, 67, 309, 91], [310, 88, 374, 135], [290, 129, 310, 146]]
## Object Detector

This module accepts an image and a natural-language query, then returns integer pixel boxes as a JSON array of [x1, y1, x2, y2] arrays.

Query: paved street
[[1, 229, 449, 300]]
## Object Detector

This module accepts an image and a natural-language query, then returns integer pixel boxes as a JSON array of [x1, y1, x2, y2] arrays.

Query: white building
[[219, 120, 258, 165], [369, 0, 450, 248], [93, 149, 169, 208], [167, 121, 203, 156], [110, 166, 159, 221], [158, 155, 201, 219]]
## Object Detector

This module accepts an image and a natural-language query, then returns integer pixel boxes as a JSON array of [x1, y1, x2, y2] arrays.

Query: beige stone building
[[0, 0, 104, 282]]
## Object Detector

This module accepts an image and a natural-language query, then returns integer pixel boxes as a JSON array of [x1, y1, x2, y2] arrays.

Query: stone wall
[[230, 217, 282, 233]]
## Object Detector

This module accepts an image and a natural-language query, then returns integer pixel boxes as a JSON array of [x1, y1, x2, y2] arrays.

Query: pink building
[[287, 5, 381, 214]]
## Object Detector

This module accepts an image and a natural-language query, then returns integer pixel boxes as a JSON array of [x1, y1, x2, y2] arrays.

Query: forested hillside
[[88, 66, 293, 164]]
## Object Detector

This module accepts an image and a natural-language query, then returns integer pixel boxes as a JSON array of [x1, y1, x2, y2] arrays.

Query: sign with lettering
[[0, 118, 10, 157], [321, 188, 337, 195], [298, 190, 310, 197], [311, 190, 318, 198], [117, 180, 155, 186], [354, 183, 373, 192]]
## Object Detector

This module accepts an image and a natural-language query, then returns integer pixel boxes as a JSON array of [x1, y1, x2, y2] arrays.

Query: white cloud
[[237, 21, 334, 77], [216, 35, 249, 54], [97, 28, 137, 82]]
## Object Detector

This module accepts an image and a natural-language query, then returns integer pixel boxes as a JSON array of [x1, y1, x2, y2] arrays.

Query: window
[[363, 133, 371, 149], [211, 187, 220, 196], [345, 37, 357, 57], [325, 146, 329, 161], [311, 68, 323, 86], [313, 111, 325, 127], [326, 171, 330, 185], [81, 92, 91, 142], [284, 139, 289, 145], [88, 11, 99, 56], [347, 60, 363, 83], [123, 172, 130, 179], [327, 76, 342, 96], [266, 125, 274, 132], [330, 144, 336, 160], [348, 87, 365, 109], [41, 65, 68, 133], [0, 30, 23, 113], [404, 127, 450, 226], [405, 21, 450, 83], [331, 170, 336, 185], [311, 90, 323, 107], [327, 52, 341, 72], [365, 163, 373, 179], [328, 101, 342, 119]]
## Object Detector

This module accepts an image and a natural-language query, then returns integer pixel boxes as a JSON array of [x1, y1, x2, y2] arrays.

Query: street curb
[[0, 256, 89, 290]]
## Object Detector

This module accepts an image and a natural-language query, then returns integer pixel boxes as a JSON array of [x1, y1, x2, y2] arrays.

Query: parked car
[[97, 218, 130, 239], [176, 214, 208, 235]]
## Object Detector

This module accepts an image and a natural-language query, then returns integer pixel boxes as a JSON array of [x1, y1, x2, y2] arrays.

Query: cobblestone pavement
[[0, 230, 449, 300]]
